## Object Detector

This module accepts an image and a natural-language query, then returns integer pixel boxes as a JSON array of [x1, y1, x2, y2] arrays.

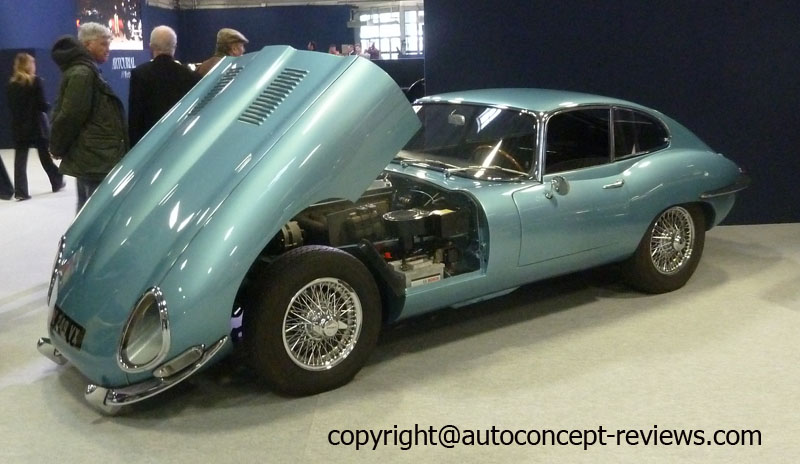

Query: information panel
[[77, 0, 143, 50]]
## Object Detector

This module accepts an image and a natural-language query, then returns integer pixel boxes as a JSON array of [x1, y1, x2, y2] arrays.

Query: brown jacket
[[195, 54, 223, 77]]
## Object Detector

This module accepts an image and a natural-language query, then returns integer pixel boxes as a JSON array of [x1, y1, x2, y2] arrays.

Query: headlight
[[47, 236, 66, 308], [118, 287, 170, 372]]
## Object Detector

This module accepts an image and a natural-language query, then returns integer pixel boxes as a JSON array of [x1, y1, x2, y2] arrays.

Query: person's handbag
[[39, 111, 51, 140]]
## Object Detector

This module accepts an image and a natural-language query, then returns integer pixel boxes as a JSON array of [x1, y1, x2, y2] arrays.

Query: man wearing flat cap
[[195, 28, 249, 77]]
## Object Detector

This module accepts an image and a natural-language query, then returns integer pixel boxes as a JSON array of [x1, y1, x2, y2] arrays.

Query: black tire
[[623, 204, 706, 294], [244, 245, 381, 396]]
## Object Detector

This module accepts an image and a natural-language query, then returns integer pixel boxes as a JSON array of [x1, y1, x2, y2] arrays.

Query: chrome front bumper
[[37, 335, 229, 414], [36, 337, 68, 365]]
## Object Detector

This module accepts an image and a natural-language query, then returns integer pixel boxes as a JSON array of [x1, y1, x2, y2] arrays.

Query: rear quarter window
[[613, 108, 669, 158]]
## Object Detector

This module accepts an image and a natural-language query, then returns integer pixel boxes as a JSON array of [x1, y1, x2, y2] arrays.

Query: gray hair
[[150, 25, 177, 55], [78, 22, 112, 45]]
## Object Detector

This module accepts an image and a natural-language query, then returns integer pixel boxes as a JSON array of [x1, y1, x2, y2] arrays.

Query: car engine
[[263, 172, 482, 288]]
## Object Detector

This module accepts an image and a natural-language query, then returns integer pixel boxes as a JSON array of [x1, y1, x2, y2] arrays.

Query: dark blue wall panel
[[0, 0, 76, 49], [371, 58, 424, 89], [425, 0, 800, 224]]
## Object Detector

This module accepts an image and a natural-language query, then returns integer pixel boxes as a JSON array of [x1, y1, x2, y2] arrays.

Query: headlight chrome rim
[[47, 235, 66, 309], [118, 287, 171, 373]]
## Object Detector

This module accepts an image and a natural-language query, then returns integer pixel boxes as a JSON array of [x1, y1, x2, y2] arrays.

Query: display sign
[[77, 0, 143, 50]]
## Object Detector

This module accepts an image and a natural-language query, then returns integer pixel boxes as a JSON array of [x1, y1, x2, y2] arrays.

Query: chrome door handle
[[602, 179, 625, 189]]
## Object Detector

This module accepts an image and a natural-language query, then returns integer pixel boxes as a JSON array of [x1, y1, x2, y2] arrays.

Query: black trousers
[[14, 138, 62, 198], [0, 155, 13, 199], [76, 177, 102, 213]]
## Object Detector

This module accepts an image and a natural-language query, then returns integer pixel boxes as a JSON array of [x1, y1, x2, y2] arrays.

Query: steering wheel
[[472, 145, 525, 172]]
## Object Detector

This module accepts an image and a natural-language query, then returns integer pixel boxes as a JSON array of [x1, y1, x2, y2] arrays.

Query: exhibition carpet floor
[[1, 149, 798, 463]]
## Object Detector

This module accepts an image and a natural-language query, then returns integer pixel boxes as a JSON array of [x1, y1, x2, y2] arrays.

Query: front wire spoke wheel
[[282, 277, 362, 371], [244, 246, 382, 395]]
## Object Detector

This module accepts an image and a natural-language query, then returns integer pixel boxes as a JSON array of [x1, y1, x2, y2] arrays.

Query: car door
[[513, 107, 630, 266]]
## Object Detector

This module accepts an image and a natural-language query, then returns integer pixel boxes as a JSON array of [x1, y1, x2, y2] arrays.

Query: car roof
[[416, 88, 652, 114]]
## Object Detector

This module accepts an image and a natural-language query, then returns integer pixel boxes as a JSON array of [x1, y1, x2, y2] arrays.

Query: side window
[[545, 108, 611, 174], [613, 108, 669, 157]]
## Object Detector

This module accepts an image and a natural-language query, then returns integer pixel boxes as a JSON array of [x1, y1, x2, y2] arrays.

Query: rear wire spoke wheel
[[649, 207, 695, 275], [244, 246, 381, 395], [624, 205, 706, 293]]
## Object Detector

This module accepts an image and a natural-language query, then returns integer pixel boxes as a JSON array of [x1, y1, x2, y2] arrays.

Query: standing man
[[195, 28, 249, 77], [50, 22, 128, 212], [128, 25, 199, 146]]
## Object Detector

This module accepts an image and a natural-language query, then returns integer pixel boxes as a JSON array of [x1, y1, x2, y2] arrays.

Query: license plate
[[50, 305, 85, 349]]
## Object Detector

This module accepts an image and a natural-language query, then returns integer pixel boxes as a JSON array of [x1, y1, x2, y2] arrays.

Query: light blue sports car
[[38, 46, 748, 413]]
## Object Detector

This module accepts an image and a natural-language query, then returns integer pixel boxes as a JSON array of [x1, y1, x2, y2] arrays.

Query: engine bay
[[264, 172, 483, 288]]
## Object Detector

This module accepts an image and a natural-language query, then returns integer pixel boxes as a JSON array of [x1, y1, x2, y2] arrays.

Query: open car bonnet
[[51, 46, 420, 379]]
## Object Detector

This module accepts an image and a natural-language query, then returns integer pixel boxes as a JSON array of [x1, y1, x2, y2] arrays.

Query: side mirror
[[448, 112, 466, 126], [545, 175, 570, 199]]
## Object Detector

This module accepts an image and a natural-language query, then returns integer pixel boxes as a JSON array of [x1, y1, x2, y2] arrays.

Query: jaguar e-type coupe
[[38, 46, 748, 413]]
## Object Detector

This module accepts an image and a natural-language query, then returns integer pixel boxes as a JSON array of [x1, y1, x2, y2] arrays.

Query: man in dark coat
[[128, 25, 199, 146], [50, 22, 128, 212]]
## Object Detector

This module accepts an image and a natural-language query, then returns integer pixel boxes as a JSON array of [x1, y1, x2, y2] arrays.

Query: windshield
[[398, 103, 538, 180]]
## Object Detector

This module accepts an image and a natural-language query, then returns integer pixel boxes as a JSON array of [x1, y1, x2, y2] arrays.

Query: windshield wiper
[[392, 157, 460, 172], [445, 165, 529, 179]]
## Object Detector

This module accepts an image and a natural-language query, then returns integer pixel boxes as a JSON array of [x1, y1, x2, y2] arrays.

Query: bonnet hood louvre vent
[[188, 66, 244, 116], [239, 67, 308, 126]]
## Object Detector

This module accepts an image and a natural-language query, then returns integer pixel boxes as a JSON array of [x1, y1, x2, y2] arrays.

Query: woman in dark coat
[[6, 53, 64, 200]]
